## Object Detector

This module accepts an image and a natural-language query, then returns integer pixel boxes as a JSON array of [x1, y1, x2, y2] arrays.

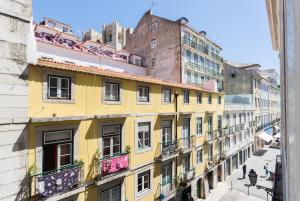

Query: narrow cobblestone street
[[204, 146, 280, 201]]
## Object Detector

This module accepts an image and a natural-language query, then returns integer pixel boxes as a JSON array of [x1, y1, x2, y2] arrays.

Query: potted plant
[[125, 145, 131, 154]]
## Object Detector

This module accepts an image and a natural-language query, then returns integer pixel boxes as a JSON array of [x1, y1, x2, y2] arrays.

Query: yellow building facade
[[27, 59, 225, 201]]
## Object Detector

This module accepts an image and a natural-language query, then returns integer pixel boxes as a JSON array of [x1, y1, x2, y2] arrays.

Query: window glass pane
[[103, 125, 121, 136], [49, 77, 57, 87], [49, 88, 57, 97], [60, 155, 71, 166], [60, 143, 71, 155], [61, 88, 69, 98], [61, 78, 69, 88], [44, 130, 72, 144]]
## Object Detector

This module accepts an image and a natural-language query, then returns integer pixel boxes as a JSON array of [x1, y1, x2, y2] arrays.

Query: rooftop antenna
[[150, 0, 157, 10]]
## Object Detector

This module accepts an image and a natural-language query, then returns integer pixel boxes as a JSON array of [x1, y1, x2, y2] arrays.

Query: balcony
[[206, 130, 215, 143], [184, 61, 223, 79], [182, 37, 223, 62], [240, 123, 245, 130], [156, 140, 179, 161], [179, 168, 195, 184], [179, 136, 195, 153], [235, 125, 240, 132], [30, 163, 84, 200], [208, 155, 218, 169], [158, 178, 177, 200], [217, 128, 223, 139], [96, 153, 129, 185]]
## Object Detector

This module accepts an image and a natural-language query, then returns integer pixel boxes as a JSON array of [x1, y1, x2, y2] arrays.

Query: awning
[[257, 132, 273, 143], [274, 125, 280, 130], [274, 132, 281, 138]]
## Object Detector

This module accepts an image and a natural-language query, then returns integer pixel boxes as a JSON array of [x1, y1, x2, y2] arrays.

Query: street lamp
[[248, 169, 258, 186]]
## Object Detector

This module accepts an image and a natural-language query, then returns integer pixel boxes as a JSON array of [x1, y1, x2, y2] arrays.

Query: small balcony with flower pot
[[96, 152, 130, 186]]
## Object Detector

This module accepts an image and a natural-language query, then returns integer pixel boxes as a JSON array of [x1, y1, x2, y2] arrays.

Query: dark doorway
[[207, 171, 214, 189], [182, 185, 191, 201], [217, 165, 222, 182]]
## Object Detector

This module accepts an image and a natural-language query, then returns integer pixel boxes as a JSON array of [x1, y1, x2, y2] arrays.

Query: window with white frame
[[196, 149, 203, 164], [162, 89, 171, 103], [48, 75, 71, 99], [137, 170, 151, 194], [102, 125, 121, 157], [218, 96, 222, 104], [197, 93, 202, 104], [151, 38, 157, 48], [183, 91, 189, 103], [138, 86, 150, 102], [208, 94, 212, 104], [105, 82, 120, 101], [137, 122, 151, 149], [102, 185, 121, 201], [183, 154, 191, 172], [196, 117, 202, 135]]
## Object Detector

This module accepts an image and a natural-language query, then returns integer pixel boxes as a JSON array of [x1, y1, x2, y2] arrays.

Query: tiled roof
[[34, 59, 223, 94]]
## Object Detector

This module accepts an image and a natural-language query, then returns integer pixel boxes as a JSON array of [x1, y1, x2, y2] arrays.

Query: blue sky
[[33, 0, 279, 72]]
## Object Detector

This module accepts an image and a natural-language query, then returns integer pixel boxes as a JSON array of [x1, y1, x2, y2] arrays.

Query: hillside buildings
[[125, 10, 224, 91], [83, 21, 132, 51], [0, 3, 281, 200]]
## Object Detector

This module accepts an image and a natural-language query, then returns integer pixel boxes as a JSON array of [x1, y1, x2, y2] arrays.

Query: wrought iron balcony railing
[[30, 163, 84, 199], [158, 140, 178, 160], [159, 177, 177, 200], [185, 61, 223, 78], [179, 168, 195, 184], [179, 136, 195, 151], [183, 37, 223, 62]]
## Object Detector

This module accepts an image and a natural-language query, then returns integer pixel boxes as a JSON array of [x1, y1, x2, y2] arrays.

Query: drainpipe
[[175, 92, 179, 185]]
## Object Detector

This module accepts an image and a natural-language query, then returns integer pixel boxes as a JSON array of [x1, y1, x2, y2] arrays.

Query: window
[[137, 122, 151, 149], [196, 149, 203, 164], [135, 58, 141, 66], [218, 96, 222, 104], [162, 89, 172, 103], [183, 154, 191, 172], [150, 22, 158, 32], [105, 82, 120, 101], [102, 185, 121, 201], [186, 71, 191, 83], [196, 117, 202, 135], [43, 130, 73, 172], [218, 115, 222, 130], [138, 86, 150, 102], [162, 120, 172, 146], [183, 91, 189, 103], [208, 116, 213, 131], [197, 93, 202, 104], [151, 39, 157, 48], [208, 94, 212, 104], [102, 125, 121, 157], [151, 58, 156, 67], [137, 170, 151, 194], [48, 75, 71, 99]]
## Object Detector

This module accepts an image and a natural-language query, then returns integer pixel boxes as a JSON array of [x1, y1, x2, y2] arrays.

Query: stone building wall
[[125, 10, 182, 83], [0, 0, 33, 200]]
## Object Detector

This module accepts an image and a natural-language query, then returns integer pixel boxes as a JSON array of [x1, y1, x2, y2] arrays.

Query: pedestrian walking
[[242, 163, 247, 179], [264, 163, 269, 178]]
